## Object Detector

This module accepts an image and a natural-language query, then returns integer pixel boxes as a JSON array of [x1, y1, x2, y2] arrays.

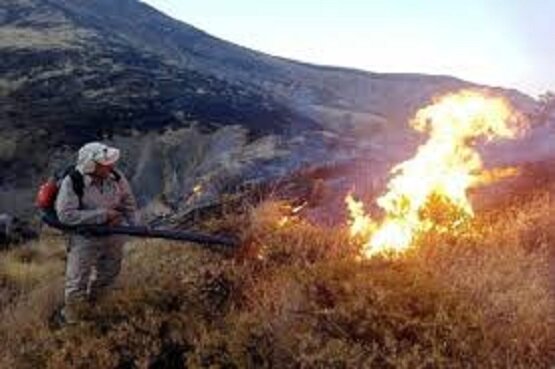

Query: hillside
[[0, 0, 542, 221], [0, 179, 554, 368], [3, 2, 555, 367]]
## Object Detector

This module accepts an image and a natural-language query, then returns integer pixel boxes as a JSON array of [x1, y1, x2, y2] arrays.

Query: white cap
[[76, 142, 120, 174]]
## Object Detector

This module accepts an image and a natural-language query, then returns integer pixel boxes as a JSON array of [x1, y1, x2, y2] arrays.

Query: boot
[[61, 300, 89, 325]]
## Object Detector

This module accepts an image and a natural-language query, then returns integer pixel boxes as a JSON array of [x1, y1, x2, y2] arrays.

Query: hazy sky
[[140, 0, 553, 97]]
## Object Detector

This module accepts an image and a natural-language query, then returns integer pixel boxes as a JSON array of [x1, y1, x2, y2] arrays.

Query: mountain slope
[[0, 0, 543, 219]]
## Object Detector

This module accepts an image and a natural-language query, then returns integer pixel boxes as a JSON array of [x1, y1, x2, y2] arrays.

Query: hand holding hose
[[106, 209, 123, 226]]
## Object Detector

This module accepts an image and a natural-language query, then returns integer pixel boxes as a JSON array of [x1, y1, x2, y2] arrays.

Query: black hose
[[41, 212, 238, 248]]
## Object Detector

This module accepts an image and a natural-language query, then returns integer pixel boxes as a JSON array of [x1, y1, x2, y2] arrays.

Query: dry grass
[[0, 27, 92, 50], [0, 191, 553, 368]]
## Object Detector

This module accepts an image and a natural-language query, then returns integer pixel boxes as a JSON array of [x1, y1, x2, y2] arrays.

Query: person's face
[[94, 162, 114, 178]]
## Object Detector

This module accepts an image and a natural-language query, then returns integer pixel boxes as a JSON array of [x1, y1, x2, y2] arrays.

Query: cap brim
[[96, 147, 120, 166]]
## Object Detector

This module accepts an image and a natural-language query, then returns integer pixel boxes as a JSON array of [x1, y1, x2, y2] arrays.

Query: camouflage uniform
[[56, 162, 138, 319]]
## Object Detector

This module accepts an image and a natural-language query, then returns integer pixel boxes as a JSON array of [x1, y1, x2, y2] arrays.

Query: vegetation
[[0, 190, 553, 368], [0, 135, 17, 162]]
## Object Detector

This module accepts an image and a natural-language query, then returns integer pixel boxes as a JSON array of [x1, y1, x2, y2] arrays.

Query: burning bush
[[347, 90, 528, 257], [0, 188, 553, 368], [0, 90, 551, 368]]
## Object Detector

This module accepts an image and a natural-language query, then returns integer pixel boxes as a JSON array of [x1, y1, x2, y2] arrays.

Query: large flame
[[347, 90, 526, 257]]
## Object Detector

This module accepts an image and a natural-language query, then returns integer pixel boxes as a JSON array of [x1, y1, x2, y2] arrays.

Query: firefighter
[[55, 142, 139, 323]]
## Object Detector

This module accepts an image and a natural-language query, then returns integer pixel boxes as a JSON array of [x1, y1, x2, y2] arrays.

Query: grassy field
[[0, 189, 553, 368]]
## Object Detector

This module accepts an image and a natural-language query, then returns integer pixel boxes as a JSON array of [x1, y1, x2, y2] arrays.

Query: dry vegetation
[[0, 27, 93, 49], [0, 190, 554, 368]]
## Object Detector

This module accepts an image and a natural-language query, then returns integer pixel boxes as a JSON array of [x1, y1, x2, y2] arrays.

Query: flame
[[345, 194, 374, 238], [292, 202, 308, 214], [474, 166, 520, 186], [347, 90, 526, 258], [193, 184, 203, 195], [277, 202, 308, 228], [278, 216, 290, 228], [184, 183, 204, 205]]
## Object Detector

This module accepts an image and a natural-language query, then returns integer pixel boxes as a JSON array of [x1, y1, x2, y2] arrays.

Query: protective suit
[[55, 142, 139, 321]]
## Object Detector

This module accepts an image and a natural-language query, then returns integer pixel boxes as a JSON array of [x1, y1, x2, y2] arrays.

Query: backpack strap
[[59, 166, 120, 210], [68, 169, 84, 210], [111, 169, 122, 182]]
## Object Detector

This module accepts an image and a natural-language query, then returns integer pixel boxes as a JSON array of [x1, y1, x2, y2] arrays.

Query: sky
[[140, 0, 553, 97]]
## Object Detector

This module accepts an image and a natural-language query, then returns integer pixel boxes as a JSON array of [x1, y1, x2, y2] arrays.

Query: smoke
[[489, 123, 555, 166]]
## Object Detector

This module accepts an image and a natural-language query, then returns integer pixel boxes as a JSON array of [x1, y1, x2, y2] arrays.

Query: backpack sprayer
[[35, 167, 239, 249]]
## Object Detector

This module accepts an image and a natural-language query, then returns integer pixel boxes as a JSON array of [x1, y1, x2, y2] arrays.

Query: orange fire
[[347, 90, 526, 257], [193, 184, 203, 195], [277, 202, 308, 228]]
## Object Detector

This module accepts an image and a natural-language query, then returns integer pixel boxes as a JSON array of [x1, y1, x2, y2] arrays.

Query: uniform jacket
[[55, 169, 139, 227]]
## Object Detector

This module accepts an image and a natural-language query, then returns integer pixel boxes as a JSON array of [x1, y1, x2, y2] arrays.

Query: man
[[55, 142, 139, 323]]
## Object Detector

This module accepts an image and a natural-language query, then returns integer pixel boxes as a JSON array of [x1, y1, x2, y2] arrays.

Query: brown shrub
[[0, 192, 553, 368]]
